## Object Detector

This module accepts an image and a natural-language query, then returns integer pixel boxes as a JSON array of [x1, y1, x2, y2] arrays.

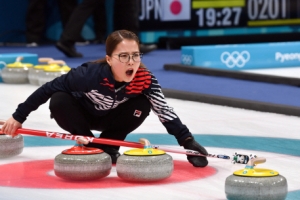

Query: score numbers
[[248, 0, 286, 20], [196, 0, 288, 27], [196, 7, 242, 27]]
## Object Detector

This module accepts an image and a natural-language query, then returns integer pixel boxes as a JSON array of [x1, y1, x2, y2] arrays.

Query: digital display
[[139, 0, 300, 30]]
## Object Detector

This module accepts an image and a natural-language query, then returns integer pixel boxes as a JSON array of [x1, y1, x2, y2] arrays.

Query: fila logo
[[133, 110, 142, 117]]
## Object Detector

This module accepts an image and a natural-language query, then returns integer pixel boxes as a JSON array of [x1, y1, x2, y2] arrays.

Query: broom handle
[[0, 121, 230, 159], [18, 128, 143, 148]]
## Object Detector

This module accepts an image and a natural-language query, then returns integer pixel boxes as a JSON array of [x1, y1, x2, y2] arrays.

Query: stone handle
[[76, 137, 89, 145], [16, 56, 23, 62], [247, 157, 266, 167], [38, 57, 53, 63], [48, 60, 66, 65], [139, 138, 151, 148]]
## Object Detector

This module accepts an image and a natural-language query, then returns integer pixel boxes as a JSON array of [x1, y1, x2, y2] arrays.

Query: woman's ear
[[106, 55, 111, 66]]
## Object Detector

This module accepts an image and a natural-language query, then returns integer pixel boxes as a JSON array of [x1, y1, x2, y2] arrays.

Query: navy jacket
[[13, 62, 192, 145]]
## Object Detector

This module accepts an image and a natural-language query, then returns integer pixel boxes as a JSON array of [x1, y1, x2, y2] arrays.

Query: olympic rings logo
[[220, 51, 250, 68], [181, 54, 193, 65]]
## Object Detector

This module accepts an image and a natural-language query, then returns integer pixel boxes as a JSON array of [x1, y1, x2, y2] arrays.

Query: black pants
[[113, 0, 139, 35], [59, 0, 139, 46], [59, 0, 106, 46], [49, 92, 151, 151], [26, 0, 78, 43]]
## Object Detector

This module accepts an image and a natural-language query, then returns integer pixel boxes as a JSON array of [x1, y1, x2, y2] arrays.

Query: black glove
[[183, 137, 208, 167]]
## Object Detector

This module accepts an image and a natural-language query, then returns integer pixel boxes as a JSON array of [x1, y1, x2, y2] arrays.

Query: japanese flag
[[161, 0, 191, 21]]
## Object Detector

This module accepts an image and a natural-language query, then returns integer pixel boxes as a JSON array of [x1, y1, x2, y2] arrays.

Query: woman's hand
[[0, 117, 22, 137], [183, 137, 209, 167]]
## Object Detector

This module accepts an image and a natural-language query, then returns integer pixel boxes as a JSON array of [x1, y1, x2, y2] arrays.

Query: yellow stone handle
[[16, 56, 23, 62], [139, 138, 151, 148], [247, 157, 266, 167], [48, 60, 66, 65], [38, 57, 53, 63]]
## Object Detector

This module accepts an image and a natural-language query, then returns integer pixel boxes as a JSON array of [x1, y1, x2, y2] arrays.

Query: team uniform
[[13, 62, 192, 147]]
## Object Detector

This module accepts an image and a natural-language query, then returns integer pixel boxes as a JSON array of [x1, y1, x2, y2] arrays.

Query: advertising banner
[[181, 42, 300, 70]]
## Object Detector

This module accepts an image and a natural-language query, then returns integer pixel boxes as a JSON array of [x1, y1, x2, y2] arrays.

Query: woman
[[2, 30, 208, 167]]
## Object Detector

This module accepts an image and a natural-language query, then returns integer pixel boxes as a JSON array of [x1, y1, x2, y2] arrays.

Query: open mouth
[[126, 69, 134, 76]]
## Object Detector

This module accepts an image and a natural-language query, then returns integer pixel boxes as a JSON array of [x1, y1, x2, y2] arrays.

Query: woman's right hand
[[0, 117, 22, 137]]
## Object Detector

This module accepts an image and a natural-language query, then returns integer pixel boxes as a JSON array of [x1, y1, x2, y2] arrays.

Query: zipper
[[110, 94, 117, 109]]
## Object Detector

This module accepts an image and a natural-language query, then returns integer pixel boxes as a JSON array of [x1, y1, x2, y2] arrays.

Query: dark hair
[[94, 30, 146, 68]]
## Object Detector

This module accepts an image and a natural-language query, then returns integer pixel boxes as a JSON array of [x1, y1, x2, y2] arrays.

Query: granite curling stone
[[54, 146, 112, 181], [28, 57, 53, 85], [38, 60, 70, 86], [0, 134, 24, 158], [225, 157, 288, 200], [1, 57, 33, 84], [116, 138, 173, 182]]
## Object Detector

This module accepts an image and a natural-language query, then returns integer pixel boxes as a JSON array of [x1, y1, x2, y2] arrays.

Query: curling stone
[[38, 60, 70, 86], [28, 57, 53, 85], [54, 145, 112, 181], [225, 157, 287, 200], [0, 61, 6, 82], [1, 56, 33, 84], [0, 134, 24, 158], [116, 138, 173, 182]]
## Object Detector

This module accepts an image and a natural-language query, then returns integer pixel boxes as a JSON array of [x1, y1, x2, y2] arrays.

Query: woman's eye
[[120, 54, 128, 58]]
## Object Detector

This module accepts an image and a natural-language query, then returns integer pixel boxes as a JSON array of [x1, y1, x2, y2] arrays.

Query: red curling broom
[[0, 120, 230, 160]]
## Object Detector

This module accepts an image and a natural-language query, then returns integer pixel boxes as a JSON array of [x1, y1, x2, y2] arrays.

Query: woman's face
[[106, 39, 140, 82]]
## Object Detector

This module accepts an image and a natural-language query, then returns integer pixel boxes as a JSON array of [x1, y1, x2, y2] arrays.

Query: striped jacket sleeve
[[143, 71, 192, 145]]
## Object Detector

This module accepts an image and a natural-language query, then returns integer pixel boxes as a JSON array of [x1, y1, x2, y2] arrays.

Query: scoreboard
[[139, 0, 300, 30]]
